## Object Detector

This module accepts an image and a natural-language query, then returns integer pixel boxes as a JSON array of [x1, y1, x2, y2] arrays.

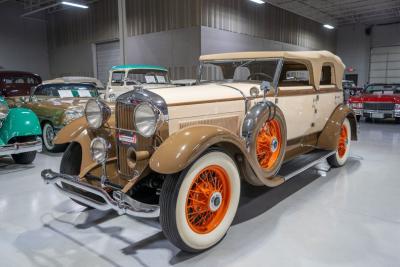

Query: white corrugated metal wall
[[370, 46, 400, 84]]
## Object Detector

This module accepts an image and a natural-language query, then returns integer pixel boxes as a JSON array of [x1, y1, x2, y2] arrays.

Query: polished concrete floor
[[1, 121, 399, 267]]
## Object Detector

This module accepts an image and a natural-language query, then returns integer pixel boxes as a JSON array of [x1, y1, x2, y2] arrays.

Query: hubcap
[[209, 192, 222, 212], [44, 125, 55, 148]]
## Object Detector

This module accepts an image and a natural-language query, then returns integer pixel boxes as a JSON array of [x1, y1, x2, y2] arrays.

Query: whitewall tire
[[328, 118, 351, 167], [160, 150, 241, 252]]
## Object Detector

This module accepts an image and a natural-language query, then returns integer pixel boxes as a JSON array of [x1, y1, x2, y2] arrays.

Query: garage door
[[369, 46, 400, 84], [96, 41, 120, 85]]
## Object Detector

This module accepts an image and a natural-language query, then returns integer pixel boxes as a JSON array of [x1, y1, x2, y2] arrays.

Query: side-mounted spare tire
[[242, 101, 287, 186]]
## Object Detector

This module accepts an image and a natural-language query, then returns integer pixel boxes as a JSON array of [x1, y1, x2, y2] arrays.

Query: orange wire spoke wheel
[[185, 165, 231, 234], [337, 124, 348, 158], [256, 119, 282, 170]]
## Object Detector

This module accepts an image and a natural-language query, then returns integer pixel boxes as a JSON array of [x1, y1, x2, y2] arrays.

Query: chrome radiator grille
[[115, 101, 152, 178], [364, 102, 395, 111]]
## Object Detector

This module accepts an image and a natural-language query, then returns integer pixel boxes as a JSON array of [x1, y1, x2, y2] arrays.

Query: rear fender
[[317, 104, 358, 150]]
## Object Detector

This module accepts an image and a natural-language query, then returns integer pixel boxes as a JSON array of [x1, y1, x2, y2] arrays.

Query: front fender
[[53, 116, 88, 145], [0, 108, 41, 144], [149, 125, 246, 175], [317, 104, 358, 150]]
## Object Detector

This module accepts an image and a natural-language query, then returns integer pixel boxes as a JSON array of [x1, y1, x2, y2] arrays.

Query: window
[[34, 84, 98, 97], [126, 69, 169, 85], [200, 60, 280, 83], [279, 61, 310, 86], [111, 71, 125, 86], [321, 65, 334, 85]]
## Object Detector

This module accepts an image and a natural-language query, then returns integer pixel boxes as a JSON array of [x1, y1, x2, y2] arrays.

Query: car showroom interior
[[0, 0, 399, 266]]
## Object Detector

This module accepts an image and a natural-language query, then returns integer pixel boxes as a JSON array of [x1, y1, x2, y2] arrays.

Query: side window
[[279, 61, 311, 87], [321, 65, 335, 85]]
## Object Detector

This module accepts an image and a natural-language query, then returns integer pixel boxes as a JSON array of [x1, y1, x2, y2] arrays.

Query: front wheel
[[42, 123, 67, 153], [328, 118, 351, 167], [159, 150, 241, 252], [12, 151, 36, 164]]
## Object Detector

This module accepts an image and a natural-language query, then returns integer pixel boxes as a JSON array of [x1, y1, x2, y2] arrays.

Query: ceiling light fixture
[[61, 1, 89, 9], [323, 24, 335, 30], [249, 0, 266, 4]]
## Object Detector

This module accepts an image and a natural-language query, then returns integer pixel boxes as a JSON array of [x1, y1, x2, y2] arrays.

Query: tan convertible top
[[200, 51, 345, 89]]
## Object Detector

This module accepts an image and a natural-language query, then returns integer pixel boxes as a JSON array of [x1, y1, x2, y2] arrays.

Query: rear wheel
[[328, 118, 351, 167], [160, 150, 240, 252], [11, 151, 36, 164]]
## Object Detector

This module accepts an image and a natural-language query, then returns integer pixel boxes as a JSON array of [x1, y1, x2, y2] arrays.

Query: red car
[[349, 83, 400, 123], [0, 71, 42, 97]]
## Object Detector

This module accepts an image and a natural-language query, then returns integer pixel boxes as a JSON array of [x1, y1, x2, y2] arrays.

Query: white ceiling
[[266, 0, 400, 26]]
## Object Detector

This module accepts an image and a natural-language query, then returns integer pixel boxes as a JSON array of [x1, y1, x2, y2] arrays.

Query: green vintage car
[[0, 96, 42, 164], [22, 78, 100, 152]]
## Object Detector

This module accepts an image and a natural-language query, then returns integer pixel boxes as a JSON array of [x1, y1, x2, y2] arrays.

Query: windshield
[[199, 59, 280, 84], [126, 69, 169, 85], [111, 71, 125, 86], [365, 84, 400, 94], [34, 84, 98, 98]]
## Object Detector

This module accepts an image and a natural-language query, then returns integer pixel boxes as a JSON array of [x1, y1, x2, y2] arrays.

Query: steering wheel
[[247, 72, 273, 81]]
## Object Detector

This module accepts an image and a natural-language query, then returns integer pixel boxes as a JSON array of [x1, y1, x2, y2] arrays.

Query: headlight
[[85, 99, 111, 129], [90, 137, 108, 163], [63, 108, 84, 125], [134, 103, 158, 137], [0, 103, 9, 120]]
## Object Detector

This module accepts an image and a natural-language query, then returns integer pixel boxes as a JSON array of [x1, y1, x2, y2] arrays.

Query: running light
[[249, 0, 266, 4], [323, 24, 335, 30], [61, 1, 89, 9]]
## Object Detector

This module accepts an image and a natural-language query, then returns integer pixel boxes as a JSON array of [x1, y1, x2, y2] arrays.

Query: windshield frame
[[198, 58, 284, 94]]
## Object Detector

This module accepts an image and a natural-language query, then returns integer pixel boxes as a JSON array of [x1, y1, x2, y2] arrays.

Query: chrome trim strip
[[41, 169, 160, 218], [0, 138, 42, 156]]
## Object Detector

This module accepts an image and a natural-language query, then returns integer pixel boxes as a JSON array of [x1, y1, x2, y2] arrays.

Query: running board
[[278, 150, 335, 181]]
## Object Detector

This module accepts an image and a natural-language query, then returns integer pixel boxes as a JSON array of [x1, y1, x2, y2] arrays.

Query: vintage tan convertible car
[[41, 51, 357, 252]]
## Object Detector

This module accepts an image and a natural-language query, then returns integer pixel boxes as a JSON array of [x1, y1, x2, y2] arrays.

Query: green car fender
[[0, 107, 42, 146]]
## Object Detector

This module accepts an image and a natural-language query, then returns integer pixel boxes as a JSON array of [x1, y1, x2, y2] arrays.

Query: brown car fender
[[149, 125, 284, 187], [53, 116, 117, 177], [149, 125, 245, 174], [317, 104, 358, 150]]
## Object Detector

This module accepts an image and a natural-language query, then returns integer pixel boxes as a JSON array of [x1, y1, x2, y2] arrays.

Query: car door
[[275, 61, 317, 143], [315, 64, 342, 131]]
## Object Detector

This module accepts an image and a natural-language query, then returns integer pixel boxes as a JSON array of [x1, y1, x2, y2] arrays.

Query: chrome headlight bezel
[[0, 103, 9, 120], [134, 102, 161, 138], [90, 137, 108, 163], [85, 99, 111, 129]]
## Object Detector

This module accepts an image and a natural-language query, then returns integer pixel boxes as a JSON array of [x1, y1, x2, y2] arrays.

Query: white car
[[105, 64, 176, 101]]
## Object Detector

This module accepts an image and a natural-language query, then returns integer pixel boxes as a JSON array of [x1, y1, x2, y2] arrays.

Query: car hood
[[149, 83, 258, 106], [350, 94, 400, 103]]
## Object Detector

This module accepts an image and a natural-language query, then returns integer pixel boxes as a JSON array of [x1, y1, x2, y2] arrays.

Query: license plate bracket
[[117, 130, 137, 146], [371, 112, 384, 119]]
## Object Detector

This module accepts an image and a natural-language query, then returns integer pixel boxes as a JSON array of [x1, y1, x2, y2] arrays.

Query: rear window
[[34, 84, 98, 98], [3, 76, 40, 85]]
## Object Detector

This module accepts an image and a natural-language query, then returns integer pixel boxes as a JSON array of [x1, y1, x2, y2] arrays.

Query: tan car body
[[55, 50, 357, 188]]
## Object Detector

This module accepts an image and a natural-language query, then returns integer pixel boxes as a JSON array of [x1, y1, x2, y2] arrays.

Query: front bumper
[[362, 109, 400, 119], [0, 137, 42, 156], [41, 169, 160, 218]]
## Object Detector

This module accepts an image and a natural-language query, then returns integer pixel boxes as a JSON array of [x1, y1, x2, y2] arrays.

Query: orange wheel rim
[[256, 119, 282, 170], [185, 165, 231, 234], [338, 125, 348, 158]]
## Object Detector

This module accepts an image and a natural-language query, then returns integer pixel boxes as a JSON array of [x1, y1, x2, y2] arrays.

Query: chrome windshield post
[[273, 58, 284, 97]]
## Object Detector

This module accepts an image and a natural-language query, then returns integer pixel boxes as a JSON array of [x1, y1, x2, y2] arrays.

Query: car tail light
[[351, 102, 363, 109]]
